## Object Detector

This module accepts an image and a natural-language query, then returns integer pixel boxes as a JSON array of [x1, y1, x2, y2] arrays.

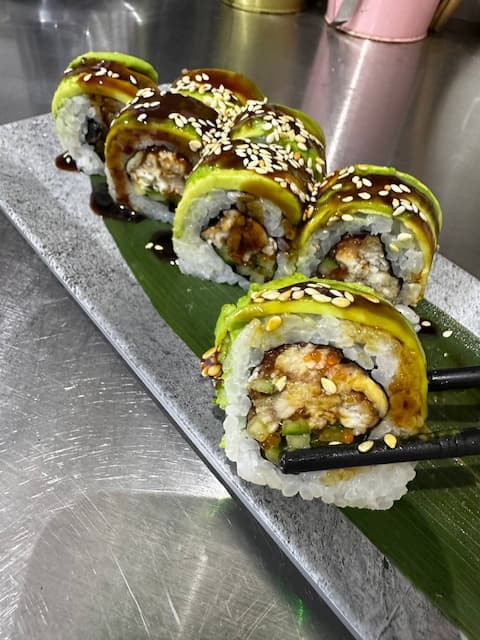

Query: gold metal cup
[[222, 0, 305, 14]]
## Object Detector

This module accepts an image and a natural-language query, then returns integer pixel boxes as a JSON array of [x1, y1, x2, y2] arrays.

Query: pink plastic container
[[325, 0, 440, 42]]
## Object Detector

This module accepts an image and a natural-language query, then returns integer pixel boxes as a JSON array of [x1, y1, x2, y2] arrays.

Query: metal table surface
[[0, 1, 479, 638]]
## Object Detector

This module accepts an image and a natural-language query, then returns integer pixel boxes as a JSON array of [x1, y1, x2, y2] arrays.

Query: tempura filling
[[246, 343, 389, 463], [318, 234, 401, 302], [126, 146, 192, 204], [201, 208, 278, 282]]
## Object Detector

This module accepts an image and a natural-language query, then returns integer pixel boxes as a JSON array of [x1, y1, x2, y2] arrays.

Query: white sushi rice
[[296, 213, 424, 305], [54, 95, 105, 175], [222, 314, 416, 510], [174, 189, 295, 287]]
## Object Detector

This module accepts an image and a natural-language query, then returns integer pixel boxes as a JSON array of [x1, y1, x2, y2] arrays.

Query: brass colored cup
[[222, 0, 305, 14]]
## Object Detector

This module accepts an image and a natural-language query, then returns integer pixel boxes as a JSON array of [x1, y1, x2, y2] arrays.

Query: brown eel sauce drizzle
[[147, 229, 177, 263], [55, 153, 78, 172], [89, 178, 145, 223]]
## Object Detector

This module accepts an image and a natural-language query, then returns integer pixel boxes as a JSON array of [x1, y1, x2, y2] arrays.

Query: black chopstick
[[427, 366, 480, 391], [278, 427, 480, 474]]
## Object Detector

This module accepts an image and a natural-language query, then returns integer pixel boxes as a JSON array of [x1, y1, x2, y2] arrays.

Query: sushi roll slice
[[171, 67, 264, 127], [105, 88, 218, 222], [173, 138, 317, 286], [51, 51, 158, 175], [230, 102, 326, 181], [296, 164, 442, 306], [201, 275, 428, 509]]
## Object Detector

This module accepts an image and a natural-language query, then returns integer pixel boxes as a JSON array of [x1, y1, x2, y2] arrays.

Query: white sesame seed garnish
[[442, 330, 453, 338], [378, 190, 389, 197], [341, 213, 354, 221], [312, 292, 331, 303], [188, 139, 202, 152], [83, 73, 92, 82], [358, 192, 371, 200], [358, 440, 374, 453], [129, 74, 138, 85], [278, 290, 292, 301], [391, 184, 403, 193], [262, 289, 281, 300], [362, 178, 373, 187], [328, 441, 342, 446], [331, 183, 343, 191], [344, 291, 355, 302], [137, 113, 147, 122], [393, 206, 406, 216], [383, 434, 397, 449], [297, 142, 308, 151], [321, 377, 337, 394], [421, 320, 432, 327], [145, 242, 154, 249], [292, 290, 305, 299], [341, 196, 353, 203], [266, 316, 282, 332], [331, 297, 351, 308], [399, 184, 411, 193], [154, 244, 163, 251], [397, 232, 412, 241], [392, 198, 400, 209]]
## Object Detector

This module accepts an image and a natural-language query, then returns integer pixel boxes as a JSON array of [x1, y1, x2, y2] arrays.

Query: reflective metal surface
[[0, 1, 478, 638]]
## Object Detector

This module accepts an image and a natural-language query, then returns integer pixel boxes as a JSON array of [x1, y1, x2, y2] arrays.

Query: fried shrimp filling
[[201, 208, 278, 282], [246, 344, 389, 459], [126, 147, 191, 203], [318, 234, 401, 302]]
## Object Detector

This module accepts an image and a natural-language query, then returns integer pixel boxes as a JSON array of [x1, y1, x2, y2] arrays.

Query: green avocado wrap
[[51, 51, 158, 175], [296, 164, 442, 306], [201, 274, 428, 509], [105, 88, 218, 221], [173, 138, 317, 286]]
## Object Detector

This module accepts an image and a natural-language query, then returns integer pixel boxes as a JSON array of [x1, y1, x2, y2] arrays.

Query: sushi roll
[[173, 138, 317, 286], [51, 51, 158, 175], [296, 164, 442, 306], [171, 67, 264, 127], [104, 88, 218, 221], [230, 102, 326, 181], [201, 275, 428, 509]]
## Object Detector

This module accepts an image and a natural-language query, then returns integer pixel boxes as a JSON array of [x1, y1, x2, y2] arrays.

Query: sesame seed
[[391, 184, 403, 193], [362, 178, 373, 187], [144, 242, 154, 249], [312, 292, 331, 303], [83, 73, 92, 82], [363, 293, 380, 303], [297, 142, 308, 151], [154, 244, 163, 251], [207, 364, 222, 377], [278, 290, 292, 301], [344, 291, 355, 302], [399, 184, 411, 193], [292, 290, 305, 299], [202, 346, 217, 359], [341, 196, 353, 202], [358, 192, 371, 200], [392, 198, 400, 209], [358, 440, 374, 453], [331, 183, 343, 191], [129, 74, 138, 85], [393, 206, 406, 216], [328, 441, 343, 446], [384, 434, 398, 449], [397, 232, 412, 241], [331, 297, 351, 308], [262, 289, 281, 300], [137, 113, 147, 122], [321, 377, 337, 394], [341, 213, 354, 221], [266, 316, 282, 332], [421, 320, 431, 327], [188, 139, 202, 152], [378, 190, 389, 197], [442, 329, 453, 338], [305, 287, 319, 297]]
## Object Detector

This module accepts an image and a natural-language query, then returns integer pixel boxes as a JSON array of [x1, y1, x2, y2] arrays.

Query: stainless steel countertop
[[0, 1, 479, 638]]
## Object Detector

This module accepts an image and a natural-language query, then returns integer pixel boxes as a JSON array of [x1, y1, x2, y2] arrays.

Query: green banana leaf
[[104, 214, 480, 639]]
